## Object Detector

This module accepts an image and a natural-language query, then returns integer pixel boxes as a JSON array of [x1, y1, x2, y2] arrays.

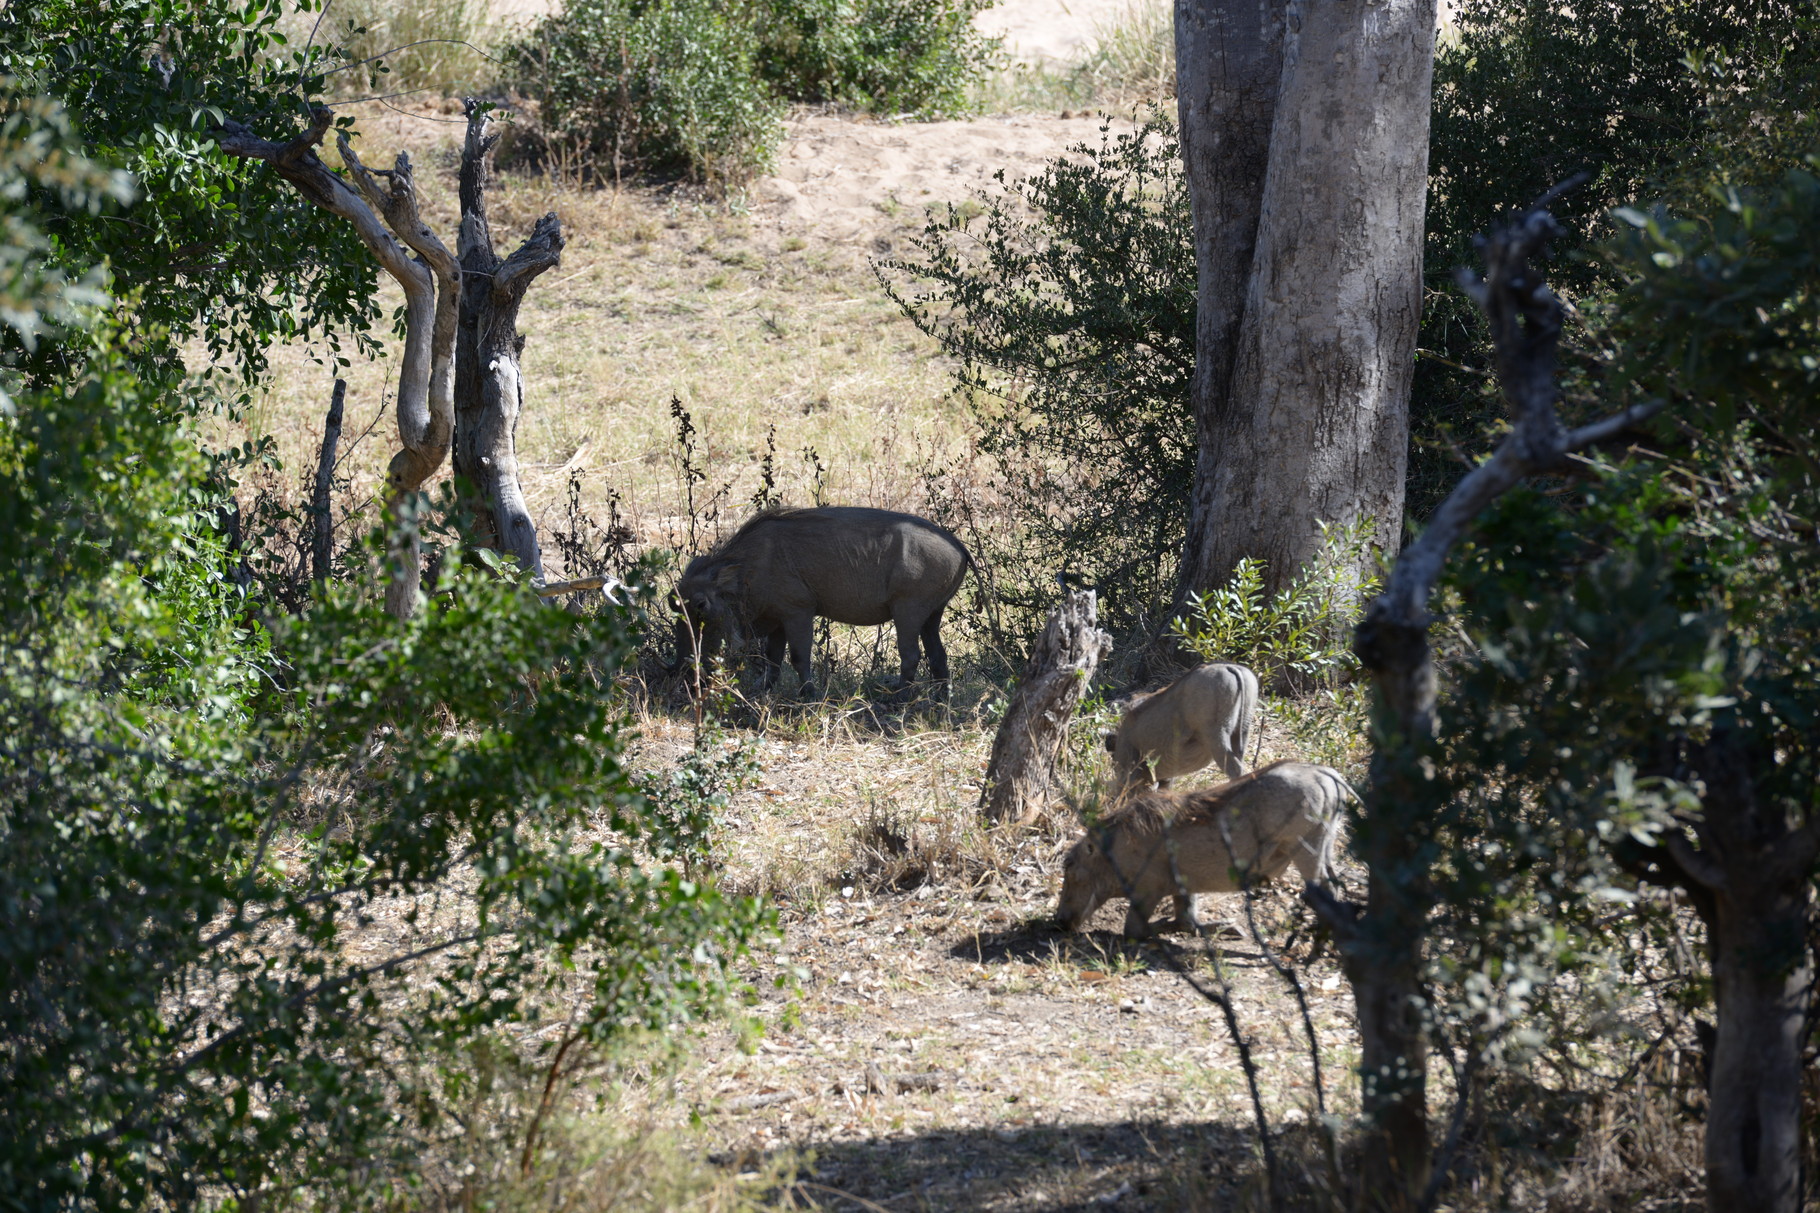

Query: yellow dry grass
[[225, 101, 971, 566]]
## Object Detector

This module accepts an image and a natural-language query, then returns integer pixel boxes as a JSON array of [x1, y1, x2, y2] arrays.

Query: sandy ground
[[477, 0, 1151, 252], [753, 113, 1130, 243], [976, 0, 1148, 65]]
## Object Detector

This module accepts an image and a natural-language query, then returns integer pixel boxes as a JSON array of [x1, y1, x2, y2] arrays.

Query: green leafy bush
[[515, 0, 785, 187], [513, 0, 1001, 187], [1169, 518, 1381, 692], [883, 108, 1194, 643], [747, 0, 1000, 116], [1410, 0, 1811, 519], [0, 94, 770, 1209], [0, 0, 385, 389]]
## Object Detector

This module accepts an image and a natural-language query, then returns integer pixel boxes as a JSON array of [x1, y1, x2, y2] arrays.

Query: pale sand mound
[[976, 0, 1151, 64], [754, 112, 1135, 243]]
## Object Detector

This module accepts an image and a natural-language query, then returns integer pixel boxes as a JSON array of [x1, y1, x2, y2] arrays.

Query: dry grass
[[225, 100, 971, 591], [976, 0, 1175, 116]]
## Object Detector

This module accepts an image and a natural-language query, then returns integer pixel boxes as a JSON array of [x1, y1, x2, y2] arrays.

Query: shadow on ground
[[741, 1117, 1269, 1211], [952, 923, 1276, 972]]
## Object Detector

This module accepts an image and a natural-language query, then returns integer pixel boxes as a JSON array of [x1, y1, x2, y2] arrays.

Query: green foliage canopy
[[1411, 0, 1813, 517], [0, 0, 383, 387], [746, 0, 1001, 117], [0, 90, 771, 1210], [1407, 148, 1820, 1111]]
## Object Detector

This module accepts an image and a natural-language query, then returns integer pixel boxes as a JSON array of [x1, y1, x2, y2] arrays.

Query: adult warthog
[[1054, 761, 1349, 938], [1103, 662, 1259, 794], [671, 506, 971, 699]]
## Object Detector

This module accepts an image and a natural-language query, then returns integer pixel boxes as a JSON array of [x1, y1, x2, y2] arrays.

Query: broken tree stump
[[311, 377, 345, 584], [980, 589, 1111, 826], [453, 98, 563, 582]]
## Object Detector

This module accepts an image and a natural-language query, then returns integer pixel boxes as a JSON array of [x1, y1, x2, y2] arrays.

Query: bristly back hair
[[712, 504, 818, 549], [1095, 760, 1297, 838]]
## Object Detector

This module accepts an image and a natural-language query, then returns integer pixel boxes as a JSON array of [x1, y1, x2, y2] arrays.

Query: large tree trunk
[[1172, 0, 1286, 604], [1174, 0, 1436, 605], [1644, 730, 1818, 1213], [1706, 869, 1811, 1212], [452, 100, 563, 582]]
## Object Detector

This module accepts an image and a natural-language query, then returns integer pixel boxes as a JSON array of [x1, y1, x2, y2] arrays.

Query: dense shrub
[[513, 0, 1001, 186], [0, 87, 770, 1209], [881, 109, 1194, 644], [514, 0, 784, 187], [1410, 0, 1811, 518], [747, 0, 1000, 116], [0, 0, 383, 389], [1170, 519, 1379, 692]]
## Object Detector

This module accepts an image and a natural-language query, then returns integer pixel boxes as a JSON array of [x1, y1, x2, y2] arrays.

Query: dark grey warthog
[[1103, 662, 1260, 794], [1054, 761, 1348, 938], [672, 506, 971, 698]]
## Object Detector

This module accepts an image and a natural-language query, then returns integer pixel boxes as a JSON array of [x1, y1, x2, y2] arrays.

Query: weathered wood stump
[[310, 377, 345, 584], [980, 590, 1111, 826], [453, 98, 564, 583]]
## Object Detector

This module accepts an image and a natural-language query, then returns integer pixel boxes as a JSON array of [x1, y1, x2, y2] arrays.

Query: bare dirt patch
[[605, 710, 1362, 1210]]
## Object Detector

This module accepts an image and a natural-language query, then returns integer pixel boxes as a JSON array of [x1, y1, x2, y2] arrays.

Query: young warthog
[[673, 506, 970, 698], [1054, 761, 1348, 938], [1103, 662, 1260, 793]]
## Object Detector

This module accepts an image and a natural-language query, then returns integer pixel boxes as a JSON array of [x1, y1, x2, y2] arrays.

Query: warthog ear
[[710, 561, 741, 591], [1102, 732, 1117, 753]]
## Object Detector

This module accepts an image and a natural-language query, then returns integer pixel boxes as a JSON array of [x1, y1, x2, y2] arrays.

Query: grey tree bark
[[453, 99, 564, 583], [1307, 208, 1662, 1211], [218, 108, 458, 618], [1173, 0, 1285, 602], [1174, 0, 1437, 606], [311, 378, 345, 584], [981, 591, 1111, 827], [1623, 728, 1818, 1213], [1684, 735, 1815, 1213]]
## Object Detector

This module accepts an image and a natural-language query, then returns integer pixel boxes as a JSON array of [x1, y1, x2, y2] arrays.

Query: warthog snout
[[1052, 835, 1114, 932]]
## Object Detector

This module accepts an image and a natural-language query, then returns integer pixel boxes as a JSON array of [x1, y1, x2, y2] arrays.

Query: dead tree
[[218, 108, 458, 618], [311, 378, 345, 584], [981, 590, 1111, 826], [452, 99, 563, 583], [221, 103, 564, 610], [1304, 204, 1663, 1210]]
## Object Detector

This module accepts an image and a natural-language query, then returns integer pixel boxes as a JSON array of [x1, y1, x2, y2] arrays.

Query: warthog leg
[[1174, 892, 1207, 936], [761, 628, 787, 689], [919, 605, 951, 697], [783, 614, 817, 697]]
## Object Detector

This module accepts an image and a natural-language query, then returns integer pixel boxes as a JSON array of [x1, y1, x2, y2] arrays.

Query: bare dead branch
[[493, 213, 565, 299], [312, 379, 345, 583], [218, 107, 462, 616]]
